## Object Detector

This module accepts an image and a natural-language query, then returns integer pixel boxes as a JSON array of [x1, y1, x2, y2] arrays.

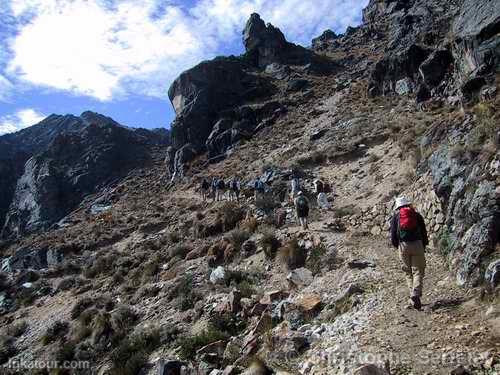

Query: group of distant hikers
[[199, 176, 242, 203], [198, 174, 428, 310], [198, 174, 333, 231]]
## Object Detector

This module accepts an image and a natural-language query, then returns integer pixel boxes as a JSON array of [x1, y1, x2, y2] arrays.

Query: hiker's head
[[395, 196, 412, 210]]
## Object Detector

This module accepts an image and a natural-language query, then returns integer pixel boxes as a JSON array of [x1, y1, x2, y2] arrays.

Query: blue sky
[[0, 0, 368, 134]]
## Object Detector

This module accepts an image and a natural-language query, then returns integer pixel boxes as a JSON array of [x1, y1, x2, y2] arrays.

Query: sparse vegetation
[[260, 231, 281, 259], [6, 321, 28, 337], [178, 327, 229, 360], [71, 297, 94, 319], [168, 231, 181, 243], [277, 238, 306, 270], [236, 279, 256, 298], [109, 327, 161, 375], [241, 216, 259, 233], [307, 243, 327, 275], [83, 253, 115, 279], [41, 321, 69, 345], [0, 334, 15, 365], [438, 229, 453, 255], [218, 202, 245, 231], [295, 150, 327, 166], [333, 205, 358, 218], [255, 192, 277, 212], [169, 275, 202, 311], [226, 228, 250, 252]]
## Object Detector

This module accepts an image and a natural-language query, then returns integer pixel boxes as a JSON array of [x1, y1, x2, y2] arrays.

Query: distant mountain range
[[0, 111, 169, 237]]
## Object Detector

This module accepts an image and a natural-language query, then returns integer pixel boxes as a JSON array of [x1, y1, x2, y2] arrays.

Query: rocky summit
[[0, 1, 499, 375]]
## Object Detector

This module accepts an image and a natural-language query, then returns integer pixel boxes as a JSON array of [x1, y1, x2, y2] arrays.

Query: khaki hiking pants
[[399, 240, 426, 298]]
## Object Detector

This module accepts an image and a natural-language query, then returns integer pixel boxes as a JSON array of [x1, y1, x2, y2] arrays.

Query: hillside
[[0, 1, 499, 375]]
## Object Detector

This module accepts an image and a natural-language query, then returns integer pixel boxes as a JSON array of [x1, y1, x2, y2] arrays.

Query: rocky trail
[[162, 152, 500, 374]]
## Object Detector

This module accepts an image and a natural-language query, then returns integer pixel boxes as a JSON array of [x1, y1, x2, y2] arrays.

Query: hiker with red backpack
[[390, 197, 429, 310]]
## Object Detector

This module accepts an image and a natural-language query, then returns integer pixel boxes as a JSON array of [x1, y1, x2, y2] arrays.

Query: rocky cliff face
[[0, 112, 169, 237], [166, 14, 335, 175]]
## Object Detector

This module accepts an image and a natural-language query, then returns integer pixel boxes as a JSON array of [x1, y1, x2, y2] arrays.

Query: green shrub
[[277, 238, 306, 270], [178, 328, 229, 360], [6, 321, 27, 337], [260, 231, 281, 259], [109, 327, 161, 375], [307, 244, 327, 275], [227, 229, 250, 252], [168, 231, 181, 243], [236, 280, 256, 299], [438, 229, 453, 255], [0, 335, 15, 365], [210, 313, 246, 336], [41, 321, 69, 345]]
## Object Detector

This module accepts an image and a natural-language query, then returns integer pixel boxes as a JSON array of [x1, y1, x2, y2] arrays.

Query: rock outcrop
[[167, 56, 275, 170], [366, 0, 499, 101], [243, 13, 327, 69], [0, 112, 169, 237], [166, 13, 336, 175], [311, 30, 339, 51], [452, 0, 500, 98]]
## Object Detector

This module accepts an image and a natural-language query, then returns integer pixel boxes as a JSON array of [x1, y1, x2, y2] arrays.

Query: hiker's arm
[[390, 215, 399, 248], [418, 213, 429, 248]]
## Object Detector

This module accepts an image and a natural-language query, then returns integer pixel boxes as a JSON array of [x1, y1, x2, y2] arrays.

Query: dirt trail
[[272, 194, 497, 374], [178, 175, 496, 374]]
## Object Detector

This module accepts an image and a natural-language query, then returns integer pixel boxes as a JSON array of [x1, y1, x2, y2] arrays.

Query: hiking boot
[[411, 295, 422, 310]]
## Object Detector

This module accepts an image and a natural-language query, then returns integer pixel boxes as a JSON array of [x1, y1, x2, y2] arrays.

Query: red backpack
[[399, 206, 417, 231]]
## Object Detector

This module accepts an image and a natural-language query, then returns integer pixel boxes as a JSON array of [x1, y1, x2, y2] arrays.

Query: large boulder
[[167, 56, 275, 174], [2, 246, 64, 272], [422, 120, 500, 287], [167, 14, 334, 175]]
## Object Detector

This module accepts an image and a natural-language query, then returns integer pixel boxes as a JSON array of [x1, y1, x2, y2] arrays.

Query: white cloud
[[6, 0, 368, 101], [0, 108, 46, 135], [0, 75, 14, 102]]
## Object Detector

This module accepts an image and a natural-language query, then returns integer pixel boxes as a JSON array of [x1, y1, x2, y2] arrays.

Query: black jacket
[[390, 210, 429, 248]]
